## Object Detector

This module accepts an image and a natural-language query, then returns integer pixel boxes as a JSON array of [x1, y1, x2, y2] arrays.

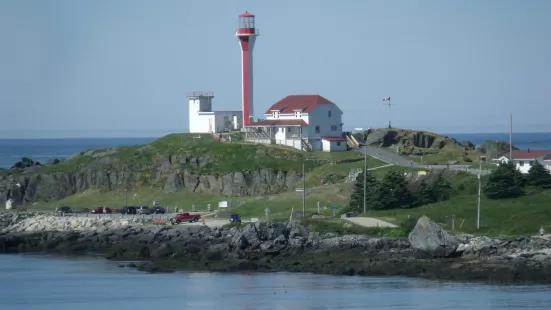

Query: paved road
[[344, 217, 397, 228], [358, 146, 492, 176]]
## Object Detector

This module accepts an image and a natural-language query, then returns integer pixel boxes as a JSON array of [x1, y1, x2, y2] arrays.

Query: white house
[[245, 95, 347, 152], [496, 149, 551, 174], [188, 92, 243, 134]]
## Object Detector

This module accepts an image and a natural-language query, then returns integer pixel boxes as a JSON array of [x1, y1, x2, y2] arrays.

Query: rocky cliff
[[0, 134, 311, 205], [362, 128, 469, 154]]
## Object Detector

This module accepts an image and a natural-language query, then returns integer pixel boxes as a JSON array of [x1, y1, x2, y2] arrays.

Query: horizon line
[[0, 131, 550, 140]]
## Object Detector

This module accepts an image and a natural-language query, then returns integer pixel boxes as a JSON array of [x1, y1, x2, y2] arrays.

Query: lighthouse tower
[[235, 11, 259, 127]]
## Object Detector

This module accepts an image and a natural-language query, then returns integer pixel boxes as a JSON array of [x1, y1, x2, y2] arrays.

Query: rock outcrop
[[0, 153, 301, 204], [408, 215, 459, 257], [1, 213, 551, 284], [362, 128, 470, 157]]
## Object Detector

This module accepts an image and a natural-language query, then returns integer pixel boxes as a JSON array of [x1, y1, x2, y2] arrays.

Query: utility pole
[[476, 160, 481, 229], [300, 126, 306, 218], [509, 113, 513, 161], [363, 146, 367, 213]]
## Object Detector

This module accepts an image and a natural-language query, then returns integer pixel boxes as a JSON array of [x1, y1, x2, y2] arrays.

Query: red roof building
[[501, 150, 551, 159], [497, 149, 551, 174], [264, 95, 336, 114], [247, 94, 347, 152]]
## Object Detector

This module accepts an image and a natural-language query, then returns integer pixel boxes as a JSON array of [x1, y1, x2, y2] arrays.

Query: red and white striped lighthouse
[[235, 11, 259, 127]]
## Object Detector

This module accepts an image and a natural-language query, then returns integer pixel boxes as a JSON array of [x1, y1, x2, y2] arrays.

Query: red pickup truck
[[170, 212, 201, 225]]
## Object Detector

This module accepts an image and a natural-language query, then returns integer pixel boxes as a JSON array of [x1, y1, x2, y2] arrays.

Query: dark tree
[[348, 170, 379, 212], [377, 170, 414, 209], [484, 162, 525, 199], [527, 161, 551, 189]]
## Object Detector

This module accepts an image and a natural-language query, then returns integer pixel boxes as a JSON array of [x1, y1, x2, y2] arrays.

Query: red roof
[[322, 137, 347, 141], [502, 150, 551, 159], [265, 95, 334, 114], [249, 119, 307, 127], [240, 11, 254, 17]]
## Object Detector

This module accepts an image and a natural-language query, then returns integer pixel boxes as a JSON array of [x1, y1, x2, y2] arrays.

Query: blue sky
[[1, 0, 550, 138]]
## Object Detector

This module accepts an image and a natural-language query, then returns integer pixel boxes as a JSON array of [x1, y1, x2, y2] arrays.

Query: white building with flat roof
[[188, 92, 243, 134]]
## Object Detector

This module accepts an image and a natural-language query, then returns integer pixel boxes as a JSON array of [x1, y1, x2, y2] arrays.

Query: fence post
[[452, 214, 455, 232]]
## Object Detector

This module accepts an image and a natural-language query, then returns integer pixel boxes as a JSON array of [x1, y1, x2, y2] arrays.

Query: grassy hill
[[11, 132, 549, 237]]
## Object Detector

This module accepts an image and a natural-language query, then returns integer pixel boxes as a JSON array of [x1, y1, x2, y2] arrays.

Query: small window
[[295, 111, 301, 118], [529, 161, 534, 166], [272, 111, 280, 118], [328, 110, 332, 118], [287, 127, 291, 132], [519, 161, 524, 166], [315, 126, 320, 133], [336, 141, 341, 146]]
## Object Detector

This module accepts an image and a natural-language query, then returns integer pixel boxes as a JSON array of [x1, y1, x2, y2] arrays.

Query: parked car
[[137, 206, 150, 215], [91, 207, 112, 214], [229, 213, 241, 223], [119, 206, 137, 215], [170, 212, 201, 225], [150, 206, 166, 214], [56, 206, 73, 214]]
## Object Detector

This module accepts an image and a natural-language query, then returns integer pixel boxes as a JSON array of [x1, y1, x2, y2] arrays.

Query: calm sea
[[0, 255, 550, 310], [0, 133, 551, 168]]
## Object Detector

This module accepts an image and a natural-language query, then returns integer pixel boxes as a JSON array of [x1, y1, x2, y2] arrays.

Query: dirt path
[[344, 217, 397, 228]]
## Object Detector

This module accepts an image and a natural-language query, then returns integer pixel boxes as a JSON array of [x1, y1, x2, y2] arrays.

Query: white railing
[[301, 139, 312, 152], [246, 132, 273, 140]]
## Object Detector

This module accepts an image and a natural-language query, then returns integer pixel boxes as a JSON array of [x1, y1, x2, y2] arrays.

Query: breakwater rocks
[[0, 213, 550, 284], [1, 213, 147, 233]]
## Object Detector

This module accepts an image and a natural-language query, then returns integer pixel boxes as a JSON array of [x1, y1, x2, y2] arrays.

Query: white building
[[496, 149, 551, 174], [188, 92, 243, 133], [245, 95, 347, 152]]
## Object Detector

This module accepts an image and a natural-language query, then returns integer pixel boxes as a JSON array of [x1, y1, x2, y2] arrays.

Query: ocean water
[[0, 137, 156, 168], [0, 133, 551, 169], [0, 254, 550, 310]]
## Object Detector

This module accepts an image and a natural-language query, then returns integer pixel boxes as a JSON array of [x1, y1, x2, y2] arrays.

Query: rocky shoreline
[[1, 212, 550, 284]]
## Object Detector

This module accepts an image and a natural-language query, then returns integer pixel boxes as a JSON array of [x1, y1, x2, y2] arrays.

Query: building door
[[224, 116, 229, 130]]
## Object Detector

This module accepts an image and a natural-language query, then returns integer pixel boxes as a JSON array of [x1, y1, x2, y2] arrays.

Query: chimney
[[528, 148, 531, 153]]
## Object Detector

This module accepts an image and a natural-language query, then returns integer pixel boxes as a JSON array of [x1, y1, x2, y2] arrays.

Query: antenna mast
[[382, 97, 392, 128]]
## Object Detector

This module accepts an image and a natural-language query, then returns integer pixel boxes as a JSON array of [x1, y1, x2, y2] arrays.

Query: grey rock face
[[0, 153, 301, 203], [408, 215, 459, 257]]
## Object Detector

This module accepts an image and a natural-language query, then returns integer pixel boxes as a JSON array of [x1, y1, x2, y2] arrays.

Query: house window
[[330, 125, 338, 131], [272, 111, 280, 118], [529, 161, 534, 166], [328, 110, 332, 118], [336, 141, 341, 146], [287, 127, 291, 132], [519, 161, 524, 166], [315, 126, 320, 133], [295, 111, 301, 118]]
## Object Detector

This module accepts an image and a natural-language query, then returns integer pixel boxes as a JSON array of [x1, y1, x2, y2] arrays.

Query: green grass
[[306, 157, 388, 186], [408, 149, 483, 165], [15, 134, 379, 176], [300, 218, 407, 237], [370, 190, 551, 236]]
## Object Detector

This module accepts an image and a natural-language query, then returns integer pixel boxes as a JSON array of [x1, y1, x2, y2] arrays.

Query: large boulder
[[408, 215, 459, 257]]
